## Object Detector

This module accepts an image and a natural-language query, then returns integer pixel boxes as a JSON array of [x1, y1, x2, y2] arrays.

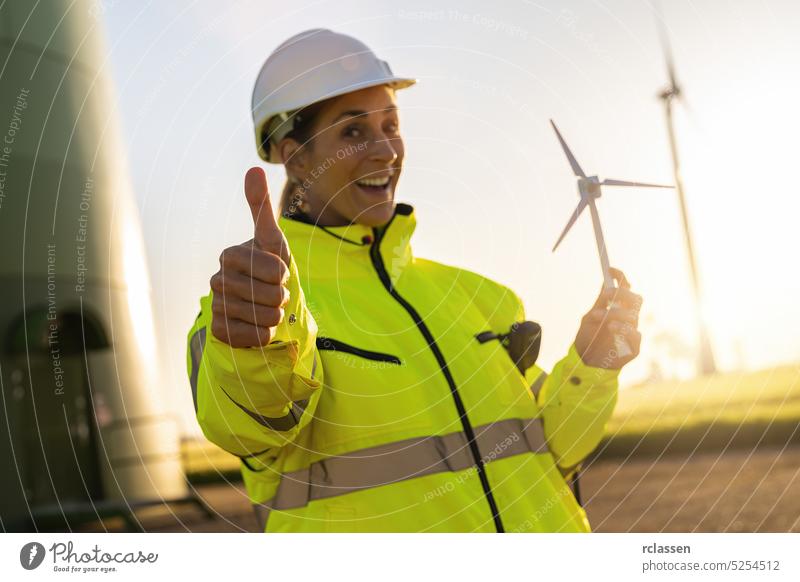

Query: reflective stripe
[[530, 371, 547, 399], [311, 349, 317, 379], [219, 385, 309, 432], [267, 417, 549, 512], [189, 327, 207, 413], [252, 503, 271, 532]]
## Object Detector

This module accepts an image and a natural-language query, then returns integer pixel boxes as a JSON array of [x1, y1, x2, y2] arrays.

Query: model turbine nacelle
[[579, 176, 603, 199], [550, 120, 673, 256]]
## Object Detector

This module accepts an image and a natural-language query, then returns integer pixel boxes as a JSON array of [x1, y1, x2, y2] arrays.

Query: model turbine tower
[[549, 120, 673, 356]]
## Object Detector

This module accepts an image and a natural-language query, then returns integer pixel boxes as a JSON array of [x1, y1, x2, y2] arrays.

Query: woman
[[186, 29, 642, 533]]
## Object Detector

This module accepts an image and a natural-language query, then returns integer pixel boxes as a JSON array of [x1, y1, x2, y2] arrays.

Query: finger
[[220, 244, 290, 285], [606, 306, 640, 327], [211, 271, 289, 306], [592, 285, 622, 310], [585, 308, 638, 333], [609, 267, 630, 289], [608, 323, 641, 352], [212, 294, 285, 327], [245, 167, 289, 261], [592, 287, 642, 311], [583, 307, 639, 327], [615, 329, 642, 364], [583, 308, 608, 325], [628, 329, 642, 355], [610, 288, 643, 311], [607, 320, 638, 334], [211, 316, 274, 348]]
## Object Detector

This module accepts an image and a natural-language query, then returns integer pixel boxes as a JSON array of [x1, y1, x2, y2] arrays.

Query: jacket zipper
[[316, 337, 402, 365], [369, 221, 505, 533]]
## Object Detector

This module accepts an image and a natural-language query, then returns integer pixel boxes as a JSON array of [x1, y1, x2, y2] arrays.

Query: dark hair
[[261, 96, 337, 216], [265, 85, 398, 216]]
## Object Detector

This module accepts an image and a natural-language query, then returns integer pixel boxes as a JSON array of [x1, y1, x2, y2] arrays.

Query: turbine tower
[[656, 9, 718, 375], [0, 0, 202, 530]]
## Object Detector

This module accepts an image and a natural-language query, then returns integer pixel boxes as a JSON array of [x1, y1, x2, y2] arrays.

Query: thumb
[[608, 267, 630, 289], [244, 167, 289, 262]]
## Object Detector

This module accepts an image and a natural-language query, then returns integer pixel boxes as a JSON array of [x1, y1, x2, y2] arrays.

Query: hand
[[210, 167, 292, 347], [574, 267, 642, 370]]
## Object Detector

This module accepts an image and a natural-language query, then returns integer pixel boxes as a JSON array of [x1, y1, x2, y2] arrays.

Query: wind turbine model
[[655, 7, 718, 375], [549, 120, 673, 357]]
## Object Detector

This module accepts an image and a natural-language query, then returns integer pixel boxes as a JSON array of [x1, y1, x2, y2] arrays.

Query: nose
[[369, 134, 398, 165]]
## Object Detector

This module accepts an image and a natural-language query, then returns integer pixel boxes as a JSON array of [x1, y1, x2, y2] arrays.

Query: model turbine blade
[[550, 119, 586, 178], [548, 121, 670, 359], [601, 178, 674, 189], [552, 198, 588, 252]]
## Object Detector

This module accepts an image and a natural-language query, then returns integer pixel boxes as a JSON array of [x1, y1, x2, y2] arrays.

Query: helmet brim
[[257, 76, 417, 163]]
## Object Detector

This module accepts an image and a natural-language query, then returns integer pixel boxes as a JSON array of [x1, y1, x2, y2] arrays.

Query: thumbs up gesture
[[210, 167, 292, 347]]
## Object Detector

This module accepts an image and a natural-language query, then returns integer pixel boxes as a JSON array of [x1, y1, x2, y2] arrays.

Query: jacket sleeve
[[185, 253, 323, 464], [514, 300, 619, 471], [523, 346, 618, 471]]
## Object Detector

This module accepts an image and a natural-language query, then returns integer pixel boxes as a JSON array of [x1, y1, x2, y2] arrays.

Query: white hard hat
[[252, 28, 417, 162]]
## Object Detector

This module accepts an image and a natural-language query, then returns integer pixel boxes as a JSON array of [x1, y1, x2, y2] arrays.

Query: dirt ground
[[582, 445, 800, 532], [79, 445, 800, 533]]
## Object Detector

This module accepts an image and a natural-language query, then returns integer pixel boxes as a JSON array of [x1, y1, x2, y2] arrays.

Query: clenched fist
[[574, 267, 643, 370], [210, 167, 292, 348]]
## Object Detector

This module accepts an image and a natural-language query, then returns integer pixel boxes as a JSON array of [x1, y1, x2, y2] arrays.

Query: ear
[[278, 137, 308, 171]]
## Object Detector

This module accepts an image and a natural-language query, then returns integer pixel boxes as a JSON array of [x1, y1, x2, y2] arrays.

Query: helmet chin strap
[[266, 110, 300, 153]]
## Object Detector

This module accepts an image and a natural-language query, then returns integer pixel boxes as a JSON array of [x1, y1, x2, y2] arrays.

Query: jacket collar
[[278, 203, 416, 285]]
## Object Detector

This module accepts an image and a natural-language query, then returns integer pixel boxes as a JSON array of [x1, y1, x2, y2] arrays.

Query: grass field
[[596, 363, 800, 458], [181, 363, 800, 479], [181, 437, 241, 483]]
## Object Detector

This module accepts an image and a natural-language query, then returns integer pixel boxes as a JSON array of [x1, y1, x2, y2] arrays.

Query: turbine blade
[[552, 198, 588, 252], [601, 178, 673, 189], [654, 2, 704, 131], [550, 119, 586, 178], [654, 0, 679, 93]]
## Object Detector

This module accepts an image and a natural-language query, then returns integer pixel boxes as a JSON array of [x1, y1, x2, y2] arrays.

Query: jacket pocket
[[316, 337, 402, 365]]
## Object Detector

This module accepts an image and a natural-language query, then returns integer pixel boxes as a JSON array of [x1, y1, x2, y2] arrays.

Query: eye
[[343, 124, 362, 138]]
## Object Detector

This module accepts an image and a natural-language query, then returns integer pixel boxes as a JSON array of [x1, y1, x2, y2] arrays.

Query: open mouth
[[355, 175, 392, 195]]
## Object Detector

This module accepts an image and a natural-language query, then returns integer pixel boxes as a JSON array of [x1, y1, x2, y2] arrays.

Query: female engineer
[[186, 29, 642, 533]]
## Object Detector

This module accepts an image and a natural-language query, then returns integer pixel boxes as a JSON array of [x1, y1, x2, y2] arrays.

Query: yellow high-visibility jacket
[[186, 203, 619, 532]]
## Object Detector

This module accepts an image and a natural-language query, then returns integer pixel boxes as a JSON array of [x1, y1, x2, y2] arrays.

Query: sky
[[99, 0, 800, 436]]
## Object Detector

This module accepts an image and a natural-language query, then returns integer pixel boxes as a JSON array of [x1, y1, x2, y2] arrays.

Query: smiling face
[[278, 84, 404, 227]]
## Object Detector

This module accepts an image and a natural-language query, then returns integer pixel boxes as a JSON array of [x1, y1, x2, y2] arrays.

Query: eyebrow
[[332, 105, 398, 124]]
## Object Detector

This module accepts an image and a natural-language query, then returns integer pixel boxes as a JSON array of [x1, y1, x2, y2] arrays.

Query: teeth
[[356, 176, 391, 187]]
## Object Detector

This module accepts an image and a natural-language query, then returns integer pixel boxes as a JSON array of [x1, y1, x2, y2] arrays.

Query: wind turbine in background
[[655, 5, 718, 375], [549, 120, 674, 358]]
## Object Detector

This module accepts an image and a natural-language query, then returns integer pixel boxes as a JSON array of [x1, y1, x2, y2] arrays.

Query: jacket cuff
[[202, 253, 320, 415], [269, 254, 310, 341], [267, 252, 319, 382], [537, 343, 620, 411], [559, 343, 621, 390]]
